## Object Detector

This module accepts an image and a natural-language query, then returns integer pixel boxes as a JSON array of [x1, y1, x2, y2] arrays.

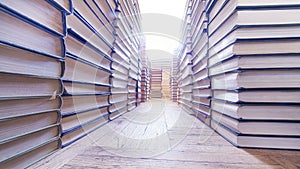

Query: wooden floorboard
[[29, 99, 300, 169]]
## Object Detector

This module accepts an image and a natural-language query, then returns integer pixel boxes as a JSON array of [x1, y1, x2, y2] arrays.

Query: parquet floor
[[30, 99, 300, 169]]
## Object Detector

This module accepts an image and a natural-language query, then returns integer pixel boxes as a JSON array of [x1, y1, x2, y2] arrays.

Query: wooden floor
[[30, 99, 300, 169]]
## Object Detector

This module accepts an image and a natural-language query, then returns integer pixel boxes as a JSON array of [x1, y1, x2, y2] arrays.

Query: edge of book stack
[[190, 0, 211, 124], [207, 0, 300, 150], [141, 67, 150, 102], [162, 70, 171, 99], [170, 56, 179, 102], [150, 69, 163, 98], [62, 0, 116, 148], [141, 51, 151, 102], [111, 0, 142, 119], [177, 0, 195, 114]]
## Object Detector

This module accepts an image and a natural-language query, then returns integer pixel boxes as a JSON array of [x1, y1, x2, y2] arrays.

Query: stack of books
[[115, 0, 142, 113], [0, 0, 144, 167], [140, 43, 150, 102], [136, 56, 142, 106], [178, 0, 300, 149], [177, 52, 193, 113], [141, 68, 150, 102], [190, 0, 211, 125], [170, 56, 179, 101], [0, 1, 71, 168], [170, 77, 179, 101], [111, 1, 131, 120], [62, 0, 115, 147], [162, 70, 171, 99], [177, 0, 194, 113], [207, 0, 300, 149], [150, 69, 163, 98]]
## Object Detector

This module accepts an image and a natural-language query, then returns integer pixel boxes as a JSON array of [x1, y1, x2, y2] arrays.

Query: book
[[128, 93, 136, 99], [63, 81, 110, 95], [65, 33, 111, 71], [62, 107, 108, 132], [179, 75, 193, 88], [0, 0, 66, 36], [210, 25, 300, 50], [192, 31, 208, 57], [180, 64, 193, 80], [209, 39, 300, 66], [192, 103, 210, 116], [190, 0, 206, 34], [193, 68, 209, 82], [111, 77, 128, 88], [63, 56, 110, 86], [129, 69, 138, 80], [211, 119, 300, 150], [109, 100, 128, 113], [111, 50, 130, 67], [192, 55, 208, 74], [114, 37, 132, 61], [181, 84, 193, 93], [111, 61, 129, 75], [193, 77, 210, 89], [192, 44, 208, 66], [211, 110, 300, 136], [128, 102, 137, 111], [209, 55, 300, 76], [213, 90, 300, 103], [150, 68, 162, 98], [93, 0, 116, 23], [192, 102, 210, 125], [109, 93, 128, 104], [192, 88, 211, 98], [209, 6, 300, 36], [0, 73, 62, 99], [61, 115, 108, 146], [211, 69, 300, 90], [208, 0, 300, 23], [128, 85, 136, 93], [0, 42, 64, 78], [109, 105, 127, 120], [72, 0, 115, 46], [0, 124, 60, 163], [85, 0, 115, 34], [0, 138, 61, 169], [180, 99, 193, 109], [0, 7, 64, 59], [66, 13, 112, 57], [150, 91, 162, 98], [111, 87, 129, 94], [0, 97, 61, 120], [0, 110, 60, 142], [112, 69, 129, 81], [193, 96, 210, 107], [211, 99, 300, 120], [114, 20, 134, 50], [61, 95, 109, 116]]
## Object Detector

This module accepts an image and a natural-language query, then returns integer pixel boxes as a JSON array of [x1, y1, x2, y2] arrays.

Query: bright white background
[[139, 0, 186, 19], [139, 0, 186, 69]]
